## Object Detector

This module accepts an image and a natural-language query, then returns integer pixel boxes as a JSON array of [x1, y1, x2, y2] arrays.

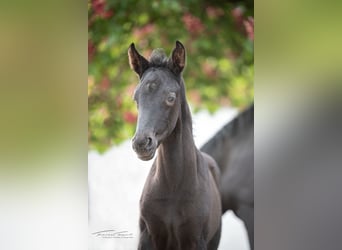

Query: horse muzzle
[[132, 133, 157, 161]]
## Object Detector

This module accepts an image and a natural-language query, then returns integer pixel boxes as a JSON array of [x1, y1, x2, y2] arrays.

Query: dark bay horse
[[201, 105, 254, 249], [128, 41, 222, 250]]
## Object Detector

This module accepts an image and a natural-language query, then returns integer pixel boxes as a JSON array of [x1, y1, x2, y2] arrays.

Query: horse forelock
[[149, 48, 169, 67]]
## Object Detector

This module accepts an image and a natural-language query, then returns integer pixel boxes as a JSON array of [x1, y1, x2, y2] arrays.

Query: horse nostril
[[133, 135, 153, 150], [137, 137, 150, 147], [147, 137, 152, 147]]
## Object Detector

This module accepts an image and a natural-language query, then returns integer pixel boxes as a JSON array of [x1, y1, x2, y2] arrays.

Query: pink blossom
[[182, 13, 205, 36]]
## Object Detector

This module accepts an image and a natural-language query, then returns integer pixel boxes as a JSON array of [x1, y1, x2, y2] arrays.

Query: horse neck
[[156, 82, 198, 191]]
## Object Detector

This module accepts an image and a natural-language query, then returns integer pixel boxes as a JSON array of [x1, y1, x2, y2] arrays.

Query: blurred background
[[88, 0, 254, 152]]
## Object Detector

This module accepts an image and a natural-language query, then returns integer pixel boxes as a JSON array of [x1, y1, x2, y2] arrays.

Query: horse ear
[[170, 41, 186, 74], [128, 43, 149, 78]]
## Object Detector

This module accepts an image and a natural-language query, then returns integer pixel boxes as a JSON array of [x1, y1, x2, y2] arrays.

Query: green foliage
[[88, 0, 254, 152]]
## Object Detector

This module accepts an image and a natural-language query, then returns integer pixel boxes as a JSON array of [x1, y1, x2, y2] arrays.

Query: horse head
[[128, 41, 186, 161]]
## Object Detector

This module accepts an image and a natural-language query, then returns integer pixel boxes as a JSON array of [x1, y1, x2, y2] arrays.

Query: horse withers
[[128, 41, 222, 250]]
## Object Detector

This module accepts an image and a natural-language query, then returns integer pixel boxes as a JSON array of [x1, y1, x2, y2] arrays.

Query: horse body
[[139, 151, 221, 250], [128, 41, 222, 250], [201, 105, 254, 249]]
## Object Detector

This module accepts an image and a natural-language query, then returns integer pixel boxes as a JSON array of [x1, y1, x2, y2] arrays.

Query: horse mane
[[200, 104, 254, 152]]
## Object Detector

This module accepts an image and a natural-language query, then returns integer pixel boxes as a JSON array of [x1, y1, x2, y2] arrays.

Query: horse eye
[[148, 82, 157, 90], [166, 93, 176, 106]]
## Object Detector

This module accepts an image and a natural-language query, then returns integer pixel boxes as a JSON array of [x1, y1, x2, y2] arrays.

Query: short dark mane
[[201, 105, 254, 152], [149, 48, 169, 67]]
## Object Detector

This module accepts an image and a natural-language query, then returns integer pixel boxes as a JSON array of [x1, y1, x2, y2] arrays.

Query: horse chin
[[137, 149, 156, 161]]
